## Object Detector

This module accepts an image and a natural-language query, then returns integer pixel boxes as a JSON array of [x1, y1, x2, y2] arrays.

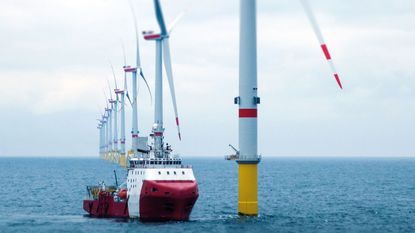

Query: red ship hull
[[83, 180, 198, 221], [83, 191, 129, 218], [140, 180, 199, 221]]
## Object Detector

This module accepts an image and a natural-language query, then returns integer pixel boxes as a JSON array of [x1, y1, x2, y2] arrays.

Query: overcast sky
[[0, 0, 414, 157]]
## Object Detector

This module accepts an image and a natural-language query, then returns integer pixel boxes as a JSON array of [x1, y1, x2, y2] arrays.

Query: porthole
[[167, 171, 170, 175], [158, 171, 161, 175], [174, 171, 176, 175], [182, 171, 185, 175]]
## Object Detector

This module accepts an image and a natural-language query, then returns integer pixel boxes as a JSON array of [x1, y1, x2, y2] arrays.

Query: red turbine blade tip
[[334, 74, 343, 89], [321, 44, 332, 60]]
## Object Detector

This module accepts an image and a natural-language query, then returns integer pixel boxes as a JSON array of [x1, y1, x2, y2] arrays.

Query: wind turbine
[[234, 0, 343, 216], [110, 64, 120, 164], [107, 82, 117, 163], [103, 106, 110, 161], [97, 112, 106, 158], [142, 0, 183, 158], [114, 44, 131, 167], [96, 106, 106, 158], [101, 118, 106, 157], [123, 1, 152, 158], [97, 122, 102, 156], [103, 88, 113, 162]]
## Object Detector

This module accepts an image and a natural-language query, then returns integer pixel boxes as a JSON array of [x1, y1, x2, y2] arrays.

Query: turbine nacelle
[[123, 65, 137, 73], [115, 89, 124, 94], [143, 30, 162, 40]]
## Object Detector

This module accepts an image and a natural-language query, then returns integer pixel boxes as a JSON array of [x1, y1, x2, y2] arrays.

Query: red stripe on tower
[[175, 117, 180, 126], [239, 109, 257, 118], [321, 44, 331, 60], [132, 134, 138, 138]]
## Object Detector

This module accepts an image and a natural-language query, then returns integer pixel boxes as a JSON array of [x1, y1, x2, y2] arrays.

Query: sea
[[0, 157, 414, 233]]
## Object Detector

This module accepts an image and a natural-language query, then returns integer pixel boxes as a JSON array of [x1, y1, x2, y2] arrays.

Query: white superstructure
[[126, 158, 196, 218]]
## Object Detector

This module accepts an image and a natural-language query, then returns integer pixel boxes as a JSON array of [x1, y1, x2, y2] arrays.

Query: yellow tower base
[[238, 163, 258, 215], [119, 154, 127, 168]]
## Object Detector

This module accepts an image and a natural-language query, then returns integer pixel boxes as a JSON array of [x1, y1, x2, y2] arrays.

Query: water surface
[[0, 157, 414, 232]]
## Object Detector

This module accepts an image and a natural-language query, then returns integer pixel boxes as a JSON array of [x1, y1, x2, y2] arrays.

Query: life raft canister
[[118, 188, 127, 199]]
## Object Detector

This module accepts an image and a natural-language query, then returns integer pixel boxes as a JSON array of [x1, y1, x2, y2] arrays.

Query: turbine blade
[[126, 92, 133, 106], [121, 42, 127, 67], [139, 69, 153, 105], [154, 0, 168, 36], [168, 11, 185, 33], [300, 0, 343, 89], [122, 69, 133, 107], [162, 38, 181, 140], [107, 78, 113, 100], [128, 0, 143, 69], [97, 104, 103, 116], [103, 89, 108, 105], [110, 62, 118, 90], [121, 43, 130, 102]]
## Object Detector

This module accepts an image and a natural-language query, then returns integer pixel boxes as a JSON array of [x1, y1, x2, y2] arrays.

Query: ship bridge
[[129, 157, 188, 168]]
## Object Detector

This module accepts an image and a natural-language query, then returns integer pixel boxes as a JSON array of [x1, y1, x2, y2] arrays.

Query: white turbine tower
[[97, 121, 103, 156], [234, 0, 344, 216], [142, 0, 182, 158]]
